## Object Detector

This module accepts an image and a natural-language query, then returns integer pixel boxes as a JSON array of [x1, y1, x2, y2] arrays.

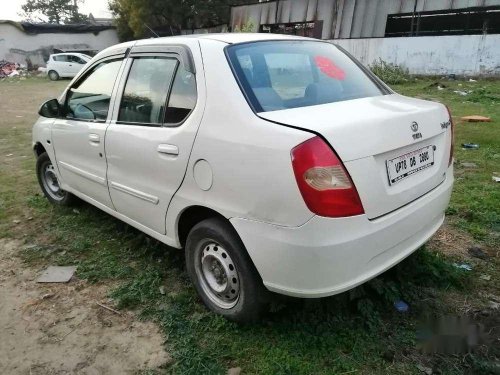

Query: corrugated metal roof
[[0, 20, 115, 35]]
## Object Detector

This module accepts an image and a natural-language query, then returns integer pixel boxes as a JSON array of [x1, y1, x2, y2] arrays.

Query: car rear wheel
[[36, 152, 76, 206], [48, 70, 59, 81], [185, 217, 268, 323]]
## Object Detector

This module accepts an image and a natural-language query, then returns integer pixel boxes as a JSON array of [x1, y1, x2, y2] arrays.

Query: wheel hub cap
[[42, 163, 64, 200], [199, 243, 240, 309]]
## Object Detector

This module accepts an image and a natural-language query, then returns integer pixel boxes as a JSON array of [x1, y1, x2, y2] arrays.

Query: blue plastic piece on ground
[[462, 143, 479, 149], [394, 300, 409, 312], [453, 263, 473, 271]]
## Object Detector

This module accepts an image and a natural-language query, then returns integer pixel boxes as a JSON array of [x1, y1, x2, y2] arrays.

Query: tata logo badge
[[411, 121, 422, 140]]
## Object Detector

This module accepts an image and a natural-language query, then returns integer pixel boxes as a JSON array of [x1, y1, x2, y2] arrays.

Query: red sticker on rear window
[[314, 56, 345, 80]]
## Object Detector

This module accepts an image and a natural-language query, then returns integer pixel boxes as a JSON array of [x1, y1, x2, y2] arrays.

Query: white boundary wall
[[0, 23, 119, 67], [333, 34, 500, 76]]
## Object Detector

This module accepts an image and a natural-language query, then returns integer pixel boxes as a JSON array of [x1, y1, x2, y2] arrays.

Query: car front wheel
[[36, 152, 75, 206], [185, 217, 268, 323]]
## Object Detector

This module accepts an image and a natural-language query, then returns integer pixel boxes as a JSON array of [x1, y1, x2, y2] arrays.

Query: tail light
[[446, 105, 454, 166], [291, 136, 364, 217]]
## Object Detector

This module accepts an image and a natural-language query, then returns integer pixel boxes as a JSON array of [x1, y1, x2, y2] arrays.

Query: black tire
[[48, 70, 59, 81], [36, 152, 76, 206], [185, 217, 268, 323]]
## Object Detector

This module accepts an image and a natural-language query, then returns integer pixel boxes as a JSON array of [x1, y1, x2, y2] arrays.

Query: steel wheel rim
[[41, 161, 64, 201], [49, 71, 58, 80], [195, 241, 240, 309]]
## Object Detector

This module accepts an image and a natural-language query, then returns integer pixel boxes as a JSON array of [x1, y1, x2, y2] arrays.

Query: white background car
[[46, 53, 91, 81], [33, 34, 454, 322]]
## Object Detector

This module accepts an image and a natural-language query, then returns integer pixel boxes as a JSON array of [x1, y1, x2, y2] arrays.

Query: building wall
[[334, 0, 500, 38], [334, 34, 500, 76], [0, 23, 119, 67], [231, 0, 338, 39], [231, 0, 500, 39]]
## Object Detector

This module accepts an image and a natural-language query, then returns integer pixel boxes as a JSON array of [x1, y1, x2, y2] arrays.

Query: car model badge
[[411, 121, 422, 140]]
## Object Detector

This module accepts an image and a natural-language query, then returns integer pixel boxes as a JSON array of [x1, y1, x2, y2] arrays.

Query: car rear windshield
[[226, 41, 384, 112]]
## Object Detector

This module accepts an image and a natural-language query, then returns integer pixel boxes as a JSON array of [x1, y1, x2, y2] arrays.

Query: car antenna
[[145, 24, 160, 38]]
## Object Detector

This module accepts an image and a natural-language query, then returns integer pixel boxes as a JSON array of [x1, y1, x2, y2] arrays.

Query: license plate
[[386, 145, 434, 185]]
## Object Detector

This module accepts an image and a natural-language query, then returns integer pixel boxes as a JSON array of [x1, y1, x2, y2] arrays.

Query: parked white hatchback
[[33, 34, 454, 322], [46, 53, 91, 81]]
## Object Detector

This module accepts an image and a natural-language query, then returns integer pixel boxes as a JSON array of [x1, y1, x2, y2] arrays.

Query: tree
[[21, 0, 88, 24], [109, 0, 248, 41]]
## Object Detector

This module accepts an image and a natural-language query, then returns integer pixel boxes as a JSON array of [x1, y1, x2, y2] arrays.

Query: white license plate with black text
[[386, 145, 435, 185]]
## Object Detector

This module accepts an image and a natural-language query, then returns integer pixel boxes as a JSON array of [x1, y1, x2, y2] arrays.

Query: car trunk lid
[[259, 94, 452, 219]]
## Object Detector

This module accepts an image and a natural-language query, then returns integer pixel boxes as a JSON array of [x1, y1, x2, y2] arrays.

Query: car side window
[[54, 55, 68, 62], [65, 59, 122, 122], [164, 65, 197, 125], [118, 57, 177, 126], [69, 55, 86, 64]]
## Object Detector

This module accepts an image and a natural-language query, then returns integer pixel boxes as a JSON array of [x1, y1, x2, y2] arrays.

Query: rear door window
[[226, 41, 384, 112], [54, 55, 69, 62], [118, 57, 178, 125], [164, 66, 197, 125]]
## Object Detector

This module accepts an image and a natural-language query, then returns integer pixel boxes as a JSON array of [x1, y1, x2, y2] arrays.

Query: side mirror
[[39, 99, 60, 118]]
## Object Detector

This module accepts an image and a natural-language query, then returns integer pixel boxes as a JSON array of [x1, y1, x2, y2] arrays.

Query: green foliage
[[233, 21, 255, 33], [21, 0, 88, 24], [369, 59, 411, 85], [108, 0, 249, 40]]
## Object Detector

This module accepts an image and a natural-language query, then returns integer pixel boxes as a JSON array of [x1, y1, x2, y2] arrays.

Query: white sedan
[[46, 53, 91, 80], [32, 34, 454, 322]]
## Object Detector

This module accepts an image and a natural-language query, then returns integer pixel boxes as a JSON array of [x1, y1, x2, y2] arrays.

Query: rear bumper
[[230, 167, 453, 298]]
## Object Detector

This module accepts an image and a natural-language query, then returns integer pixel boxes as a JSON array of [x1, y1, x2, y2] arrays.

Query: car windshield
[[226, 41, 384, 112]]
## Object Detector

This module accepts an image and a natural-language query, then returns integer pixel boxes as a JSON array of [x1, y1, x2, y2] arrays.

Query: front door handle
[[157, 144, 178, 155], [89, 133, 100, 143]]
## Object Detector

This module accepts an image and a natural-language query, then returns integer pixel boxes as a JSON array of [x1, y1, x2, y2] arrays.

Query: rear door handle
[[157, 144, 178, 155], [89, 133, 100, 143]]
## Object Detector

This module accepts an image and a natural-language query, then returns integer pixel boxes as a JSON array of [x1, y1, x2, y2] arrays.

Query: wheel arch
[[33, 142, 47, 158], [177, 205, 232, 248]]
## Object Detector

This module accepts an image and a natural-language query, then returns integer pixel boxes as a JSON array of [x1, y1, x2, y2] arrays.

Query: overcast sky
[[2, 0, 112, 21]]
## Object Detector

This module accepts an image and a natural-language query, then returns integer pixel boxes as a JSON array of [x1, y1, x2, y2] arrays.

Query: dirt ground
[[0, 238, 170, 374]]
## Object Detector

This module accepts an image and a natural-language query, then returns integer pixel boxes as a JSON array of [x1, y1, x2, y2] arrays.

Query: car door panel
[[105, 41, 204, 235], [52, 57, 126, 208], [58, 55, 70, 76], [106, 124, 200, 234], [67, 55, 86, 76], [53, 119, 108, 196]]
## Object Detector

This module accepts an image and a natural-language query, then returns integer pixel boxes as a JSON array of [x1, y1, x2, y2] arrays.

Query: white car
[[33, 34, 454, 322], [46, 53, 91, 81]]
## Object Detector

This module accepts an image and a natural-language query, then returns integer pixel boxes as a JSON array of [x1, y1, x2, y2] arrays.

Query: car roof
[[50, 52, 89, 57], [185, 33, 315, 44], [95, 33, 317, 61]]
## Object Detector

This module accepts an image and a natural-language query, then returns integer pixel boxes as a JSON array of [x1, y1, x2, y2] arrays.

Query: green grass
[[1, 77, 499, 374], [21, 199, 471, 374], [393, 79, 500, 246]]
